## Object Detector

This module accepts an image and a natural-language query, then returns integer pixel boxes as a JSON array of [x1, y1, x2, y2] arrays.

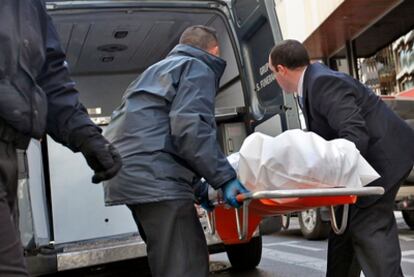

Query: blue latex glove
[[221, 179, 249, 208]]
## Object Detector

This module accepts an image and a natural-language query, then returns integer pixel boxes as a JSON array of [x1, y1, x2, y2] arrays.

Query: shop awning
[[303, 0, 414, 59]]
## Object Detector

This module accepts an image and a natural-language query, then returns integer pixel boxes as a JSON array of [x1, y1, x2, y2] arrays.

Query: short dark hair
[[179, 25, 218, 51], [269, 40, 310, 70]]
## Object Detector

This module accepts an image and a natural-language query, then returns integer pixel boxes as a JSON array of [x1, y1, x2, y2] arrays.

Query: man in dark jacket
[[268, 40, 414, 277], [104, 25, 248, 277], [0, 1, 122, 276]]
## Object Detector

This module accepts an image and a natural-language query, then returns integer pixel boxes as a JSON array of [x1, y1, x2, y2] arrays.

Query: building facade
[[274, 0, 414, 95]]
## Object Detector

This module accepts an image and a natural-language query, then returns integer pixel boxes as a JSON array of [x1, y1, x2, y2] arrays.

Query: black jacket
[[104, 44, 236, 205], [302, 63, 414, 204], [0, 0, 97, 149]]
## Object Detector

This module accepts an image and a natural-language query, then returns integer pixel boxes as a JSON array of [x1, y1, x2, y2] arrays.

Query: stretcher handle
[[205, 211, 216, 236], [282, 214, 290, 229], [236, 186, 384, 202], [329, 205, 349, 235], [235, 200, 251, 240], [233, 186, 384, 241]]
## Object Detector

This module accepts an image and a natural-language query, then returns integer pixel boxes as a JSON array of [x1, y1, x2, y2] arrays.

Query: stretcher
[[206, 186, 385, 244]]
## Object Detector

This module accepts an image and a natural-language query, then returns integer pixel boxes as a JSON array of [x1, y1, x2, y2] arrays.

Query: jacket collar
[[301, 63, 315, 129], [302, 63, 314, 100], [168, 44, 227, 83]]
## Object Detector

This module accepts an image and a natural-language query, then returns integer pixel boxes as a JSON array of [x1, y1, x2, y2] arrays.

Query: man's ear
[[209, 45, 220, 57], [276, 65, 286, 75]]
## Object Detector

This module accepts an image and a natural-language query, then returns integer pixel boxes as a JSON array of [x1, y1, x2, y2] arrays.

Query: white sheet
[[230, 130, 380, 191]]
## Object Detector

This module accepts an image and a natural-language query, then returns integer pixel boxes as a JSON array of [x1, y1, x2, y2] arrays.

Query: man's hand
[[200, 198, 215, 212], [80, 135, 122, 183], [194, 180, 215, 212], [221, 179, 249, 208]]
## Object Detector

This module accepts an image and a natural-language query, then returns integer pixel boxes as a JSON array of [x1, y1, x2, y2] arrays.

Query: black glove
[[194, 179, 215, 211], [78, 131, 122, 184]]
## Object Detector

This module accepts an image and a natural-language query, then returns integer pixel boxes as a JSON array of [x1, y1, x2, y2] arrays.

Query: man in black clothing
[[0, 1, 122, 276], [268, 39, 414, 277]]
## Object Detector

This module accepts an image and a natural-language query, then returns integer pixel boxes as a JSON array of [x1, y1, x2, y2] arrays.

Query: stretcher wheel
[[224, 236, 262, 269]]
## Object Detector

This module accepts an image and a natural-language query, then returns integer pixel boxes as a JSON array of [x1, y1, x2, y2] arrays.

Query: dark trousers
[[128, 199, 209, 277], [0, 140, 29, 277], [326, 173, 410, 277]]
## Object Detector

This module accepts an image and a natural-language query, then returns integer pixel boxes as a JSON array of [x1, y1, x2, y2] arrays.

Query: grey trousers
[[326, 173, 410, 277], [128, 199, 209, 277], [0, 140, 29, 277]]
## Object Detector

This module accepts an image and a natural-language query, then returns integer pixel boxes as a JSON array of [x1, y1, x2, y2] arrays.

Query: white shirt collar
[[297, 66, 308, 98]]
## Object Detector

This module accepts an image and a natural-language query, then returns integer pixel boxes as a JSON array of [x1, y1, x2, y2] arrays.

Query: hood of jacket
[[167, 44, 226, 88]]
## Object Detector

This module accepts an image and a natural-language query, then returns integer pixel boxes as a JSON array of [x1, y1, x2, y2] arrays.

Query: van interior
[[54, 7, 245, 120], [43, 5, 246, 244]]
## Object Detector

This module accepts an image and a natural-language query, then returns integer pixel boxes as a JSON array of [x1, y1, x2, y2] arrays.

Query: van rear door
[[228, 0, 300, 135]]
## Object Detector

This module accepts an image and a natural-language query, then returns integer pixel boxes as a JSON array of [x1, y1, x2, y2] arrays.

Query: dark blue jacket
[[0, 0, 97, 149], [302, 63, 414, 206], [104, 44, 236, 205]]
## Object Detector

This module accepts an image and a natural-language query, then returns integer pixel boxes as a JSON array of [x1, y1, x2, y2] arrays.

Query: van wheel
[[224, 236, 262, 269], [299, 208, 330, 240], [402, 210, 414, 229]]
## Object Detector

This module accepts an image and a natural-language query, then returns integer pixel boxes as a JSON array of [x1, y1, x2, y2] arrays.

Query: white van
[[19, 0, 300, 275]]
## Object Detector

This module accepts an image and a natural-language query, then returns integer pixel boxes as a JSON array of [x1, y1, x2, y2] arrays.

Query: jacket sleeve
[[36, 12, 98, 151], [313, 76, 370, 155], [169, 61, 236, 189]]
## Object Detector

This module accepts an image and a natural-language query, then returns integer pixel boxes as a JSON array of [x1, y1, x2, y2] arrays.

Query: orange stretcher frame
[[208, 187, 384, 245]]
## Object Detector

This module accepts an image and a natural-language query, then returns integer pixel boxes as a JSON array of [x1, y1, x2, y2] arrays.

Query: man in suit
[[268, 39, 414, 277]]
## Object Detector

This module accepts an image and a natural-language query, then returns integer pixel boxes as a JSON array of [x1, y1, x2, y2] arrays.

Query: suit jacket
[[302, 63, 414, 204]]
